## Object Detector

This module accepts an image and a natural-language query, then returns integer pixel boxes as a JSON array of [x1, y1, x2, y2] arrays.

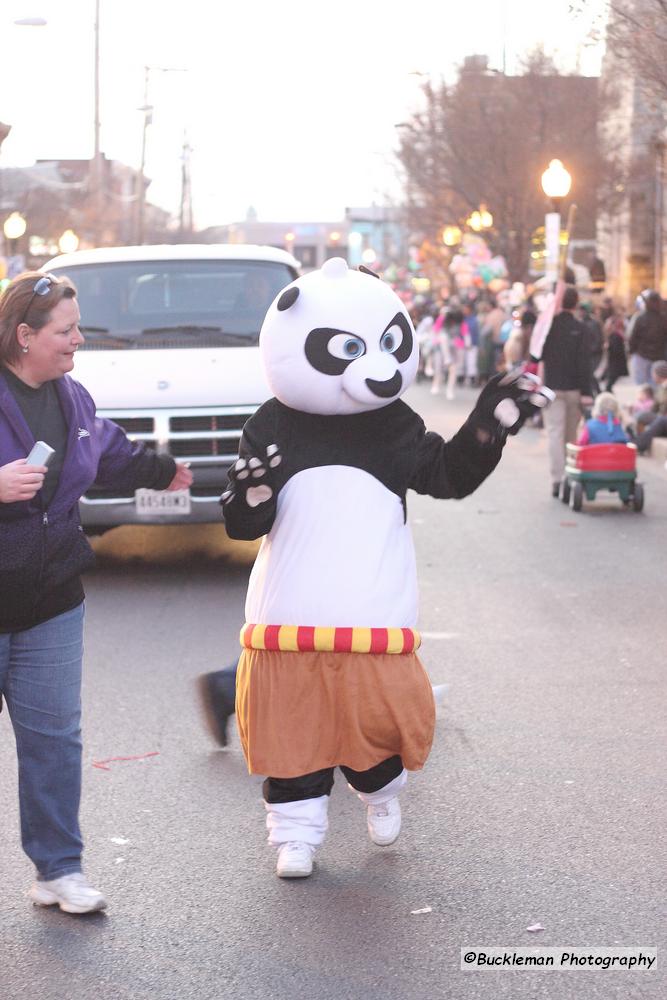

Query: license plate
[[135, 489, 191, 515]]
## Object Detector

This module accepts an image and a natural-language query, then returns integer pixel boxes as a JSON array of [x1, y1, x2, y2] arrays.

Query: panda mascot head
[[259, 257, 419, 415]]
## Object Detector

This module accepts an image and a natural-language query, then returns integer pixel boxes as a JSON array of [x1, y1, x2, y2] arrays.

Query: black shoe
[[196, 668, 237, 747], [551, 481, 561, 498]]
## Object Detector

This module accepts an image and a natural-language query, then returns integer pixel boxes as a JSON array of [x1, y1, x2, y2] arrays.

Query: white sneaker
[[367, 797, 401, 846], [29, 872, 107, 914], [276, 841, 315, 878]]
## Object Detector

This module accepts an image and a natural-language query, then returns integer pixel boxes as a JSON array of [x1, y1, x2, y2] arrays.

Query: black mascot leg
[[196, 661, 238, 747]]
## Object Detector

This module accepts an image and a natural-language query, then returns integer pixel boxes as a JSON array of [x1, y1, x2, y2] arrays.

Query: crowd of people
[[410, 285, 667, 454], [413, 286, 665, 385], [408, 282, 667, 502]]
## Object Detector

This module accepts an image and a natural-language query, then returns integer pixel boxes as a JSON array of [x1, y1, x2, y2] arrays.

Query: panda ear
[[358, 264, 380, 279], [277, 287, 300, 311]]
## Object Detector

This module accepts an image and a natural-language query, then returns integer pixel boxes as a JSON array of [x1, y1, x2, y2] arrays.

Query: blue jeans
[[636, 413, 667, 453], [630, 354, 655, 386], [0, 604, 85, 880]]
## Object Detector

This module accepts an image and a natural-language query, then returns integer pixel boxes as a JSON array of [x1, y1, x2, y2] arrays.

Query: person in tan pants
[[539, 286, 593, 497], [543, 388, 585, 492]]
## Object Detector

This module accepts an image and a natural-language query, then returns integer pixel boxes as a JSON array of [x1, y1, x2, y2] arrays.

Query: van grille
[[169, 414, 243, 432], [169, 436, 242, 458], [111, 416, 155, 434], [83, 405, 256, 501]]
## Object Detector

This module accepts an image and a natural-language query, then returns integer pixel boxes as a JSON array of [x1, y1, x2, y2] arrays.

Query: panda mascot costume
[[221, 257, 550, 879]]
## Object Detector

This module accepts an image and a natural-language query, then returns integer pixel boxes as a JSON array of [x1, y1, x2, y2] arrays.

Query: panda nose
[[365, 371, 403, 398]]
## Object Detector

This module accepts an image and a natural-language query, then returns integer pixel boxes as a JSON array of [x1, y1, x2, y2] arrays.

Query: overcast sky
[[1, 0, 604, 229]]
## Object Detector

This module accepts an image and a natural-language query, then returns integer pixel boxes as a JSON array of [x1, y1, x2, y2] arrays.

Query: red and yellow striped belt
[[240, 623, 421, 654]]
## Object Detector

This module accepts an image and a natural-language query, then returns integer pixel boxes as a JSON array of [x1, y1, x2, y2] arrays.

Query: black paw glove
[[471, 371, 554, 437], [220, 444, 282, 509]]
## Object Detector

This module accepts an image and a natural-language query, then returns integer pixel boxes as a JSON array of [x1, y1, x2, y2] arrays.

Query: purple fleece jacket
[[0, 371, 175, 631]]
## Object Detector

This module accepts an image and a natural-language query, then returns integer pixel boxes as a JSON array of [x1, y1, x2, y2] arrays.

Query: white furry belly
[[245, 466, 418, 627]]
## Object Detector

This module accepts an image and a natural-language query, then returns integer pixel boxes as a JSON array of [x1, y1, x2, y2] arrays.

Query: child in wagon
[[576, 391, 629, 446]]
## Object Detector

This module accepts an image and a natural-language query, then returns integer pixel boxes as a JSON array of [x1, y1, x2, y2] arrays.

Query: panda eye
[[304, 327, 367, 375], [381, 312, 414, 363], [380, 325, 401, 353], [327, 334, 366, 361]]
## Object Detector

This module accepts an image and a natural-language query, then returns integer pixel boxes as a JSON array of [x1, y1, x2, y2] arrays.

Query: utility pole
[[0, 122, 11, 248], [654, 138, 665, 294], [135, 66, 187, 245], [92, 0, 104, 245], [179, 131, 193, 239], [135, 66, 152, 245]]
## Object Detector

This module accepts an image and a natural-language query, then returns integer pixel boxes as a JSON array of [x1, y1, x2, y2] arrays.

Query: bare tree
[[396, 51, 602, 282]]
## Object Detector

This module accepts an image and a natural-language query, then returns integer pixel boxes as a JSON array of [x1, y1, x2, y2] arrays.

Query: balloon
[[489, 255, 508, 277]]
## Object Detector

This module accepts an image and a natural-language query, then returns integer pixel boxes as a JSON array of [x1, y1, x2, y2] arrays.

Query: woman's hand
[[166, 461, 193, 492], [0, 459, 47, 503]]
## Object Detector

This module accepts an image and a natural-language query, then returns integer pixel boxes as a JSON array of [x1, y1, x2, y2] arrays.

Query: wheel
[[570, 481, 583, 512], [632, 483, 644, 512], [561, 479, 571, 504]]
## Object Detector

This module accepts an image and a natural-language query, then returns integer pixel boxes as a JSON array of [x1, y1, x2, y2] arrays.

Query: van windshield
[[49, 259, 297, 349]]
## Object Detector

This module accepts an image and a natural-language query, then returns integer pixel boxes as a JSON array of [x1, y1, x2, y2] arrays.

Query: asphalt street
[[1, 378, 665, 1000]]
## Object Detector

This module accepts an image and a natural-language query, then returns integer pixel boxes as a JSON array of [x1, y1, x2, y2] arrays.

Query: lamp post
[[465, 204, 493, 233], [3, 211, 26, 252], [541, 159, 572, 287], [442, 225, 462, 247], [58, 229, 80, 254], [3, 212, 27, 276]]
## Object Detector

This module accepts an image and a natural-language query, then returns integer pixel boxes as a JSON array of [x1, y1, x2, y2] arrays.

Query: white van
[[44, 244, 299, 530]]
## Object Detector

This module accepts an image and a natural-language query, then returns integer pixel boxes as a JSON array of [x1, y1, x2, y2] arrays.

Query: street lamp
[[58, 229, 80, 254], [466, 205, 493, 232], [541, 159, 572, 286], [541, 159, 572, 209], [479, 204, 493, 229], [3, 211, 27, 255], [442, 225, 462, 247]]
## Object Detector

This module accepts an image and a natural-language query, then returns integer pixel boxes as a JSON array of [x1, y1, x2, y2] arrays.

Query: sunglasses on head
[[20, 273, 58, 327]]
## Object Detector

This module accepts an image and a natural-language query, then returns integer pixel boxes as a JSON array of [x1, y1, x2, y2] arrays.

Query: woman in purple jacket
[[0, 272, 192, 914]]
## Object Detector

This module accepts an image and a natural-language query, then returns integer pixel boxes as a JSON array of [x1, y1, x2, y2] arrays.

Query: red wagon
[[562, 443, 644, 512]]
